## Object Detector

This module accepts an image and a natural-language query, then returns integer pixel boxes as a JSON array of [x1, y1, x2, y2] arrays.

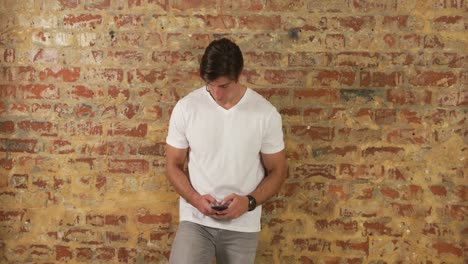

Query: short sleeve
[[261, 110, 284, 154], [166, 101, 189, 149]]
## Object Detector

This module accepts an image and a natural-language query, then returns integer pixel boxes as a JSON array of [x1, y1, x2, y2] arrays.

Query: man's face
[[206, 76, 238, 105]]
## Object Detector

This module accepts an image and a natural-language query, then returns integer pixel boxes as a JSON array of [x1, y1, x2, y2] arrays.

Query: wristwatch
[[247, 195, 257, 211]]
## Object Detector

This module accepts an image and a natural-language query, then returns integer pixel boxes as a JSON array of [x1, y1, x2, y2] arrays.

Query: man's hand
[[192, 194, 218, 216], [212, 193, 249, 220]]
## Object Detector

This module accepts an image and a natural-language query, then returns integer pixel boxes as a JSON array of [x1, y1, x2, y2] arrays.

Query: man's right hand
[[192, 194, 218, 216]]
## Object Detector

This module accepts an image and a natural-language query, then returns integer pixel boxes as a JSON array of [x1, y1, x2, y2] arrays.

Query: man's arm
[[251, 149, 287, 205], [217, 149, 287, 219], [165, 144, 218, 216]]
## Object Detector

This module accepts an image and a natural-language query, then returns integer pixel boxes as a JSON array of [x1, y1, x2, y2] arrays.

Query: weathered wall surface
[[0, 0, 466, 263]]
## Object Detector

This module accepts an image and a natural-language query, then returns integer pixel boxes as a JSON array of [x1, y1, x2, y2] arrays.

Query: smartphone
[[211, 204, 229, 211]]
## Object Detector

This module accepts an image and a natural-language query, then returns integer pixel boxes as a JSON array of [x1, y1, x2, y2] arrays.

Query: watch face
[[248, 195, 256, 211]]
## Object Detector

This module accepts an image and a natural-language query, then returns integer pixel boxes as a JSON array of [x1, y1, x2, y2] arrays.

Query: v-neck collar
[[205, 87, 250, 112]]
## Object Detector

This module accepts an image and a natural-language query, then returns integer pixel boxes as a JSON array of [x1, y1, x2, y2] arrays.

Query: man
[[165, 38, 286, 264]]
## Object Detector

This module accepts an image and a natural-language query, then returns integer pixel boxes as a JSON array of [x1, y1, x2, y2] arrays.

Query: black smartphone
[[211, 204, 229, 211]]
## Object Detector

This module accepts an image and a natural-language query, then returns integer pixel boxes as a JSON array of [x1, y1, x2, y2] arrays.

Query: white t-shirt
[[166, 86, 284, 232]]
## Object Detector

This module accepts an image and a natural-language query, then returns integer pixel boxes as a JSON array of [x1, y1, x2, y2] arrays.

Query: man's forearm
[[250, 168, 286, 206], [166, 165, 199, 205]]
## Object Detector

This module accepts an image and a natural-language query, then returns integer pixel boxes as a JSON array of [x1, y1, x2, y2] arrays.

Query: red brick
[[326, 34, 346, 49], [74, 104, 95, 118], [433, 16, 465, 30], [137, 213, 171, 225], [138, 142, 165, 156], [114, 14, 144, 28], [315, 219, 358, 233], [401, 185, 423, 201], [455, 186, 467, 201], [118, 247, 137, 263], [108, 86, 130, 100], [438, 89, 467, 106], [18, 84, 60, 99], [352, 0, 397, 12], [387, 89, 432, 105], [384, 52, 414, 65], [0, 158, 13, 170], [239, 15, 281, 30], [312, 146, 358, 158], [105, 215, 127, 226], [95, 176, 107, 190], [128, 69, 166, 84], [39, 67, 80, 82], [293, 238, 332, 252], [83, 68, 124, 82], [0, 209, 26, 221], [383, 15, 410, 30], [3, 66, 36, 82], [199, 15, 236, 30], [4, 48, 15, 62], [64, 14, 102, 28], [295, 89, 339, 103], [338, 164, 384, 180], [10, 174, 27, 189], [335, 238, 369, 255], [446, 205, 466, 221], [106, 231, 129, 243], [334, 52, 380, 67], [375, 109, 396, 124], [96, 247, 115, 260], [363, 146, 404, 157], [17, 121, 55, 134], [293, 164, 336, 179], [363, 220, 393, 236], [0, 138, 37, 153], [0, 121, 14, 133], [332, 16, 375, 32], [0, 84, 16, 98], [381, 186, 400, 199], [432, 242, 463, 257], [402, 34, 422, 48], [264, 70, 306, 86], [109, 159, 149, 173], [55, 245, 72, 261], [410, 71, 456, 87], [70, 85, 95, 99], [432, 52, 467, 68], [63, 121, 103, 136], [80, 141, 126, 155], [109, 50, 144, 63], [386, 129, 429, 144], [294, 52, 331, 67], [424, 35, 444, 48], [76, 247, 92, 260], [316, 70, 355, 87], [108, 123, 147, 137], [122, 103, 140, 119], [361, 71, 403, 87], [50, 140, 75, 154]]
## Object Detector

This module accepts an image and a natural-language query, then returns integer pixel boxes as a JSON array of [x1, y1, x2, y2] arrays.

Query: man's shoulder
[[176, 87, 206, 106], [246, 88, 278, 112]]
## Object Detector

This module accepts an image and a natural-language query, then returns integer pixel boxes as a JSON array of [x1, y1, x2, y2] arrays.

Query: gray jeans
[[169, 221, 260, 264]]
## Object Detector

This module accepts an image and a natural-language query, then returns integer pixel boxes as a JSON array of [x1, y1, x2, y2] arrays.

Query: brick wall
[[0, 0, 466, 263]]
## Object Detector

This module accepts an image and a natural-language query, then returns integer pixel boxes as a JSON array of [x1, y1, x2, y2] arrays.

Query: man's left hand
[[211, 193, 249, 220]]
